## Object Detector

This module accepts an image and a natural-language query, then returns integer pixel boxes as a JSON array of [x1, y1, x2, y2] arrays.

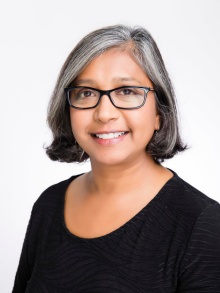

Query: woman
[[13, 25, 220, 292]]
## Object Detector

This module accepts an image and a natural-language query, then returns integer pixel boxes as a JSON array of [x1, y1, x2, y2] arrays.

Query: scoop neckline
[[60, 170, 177, 242]]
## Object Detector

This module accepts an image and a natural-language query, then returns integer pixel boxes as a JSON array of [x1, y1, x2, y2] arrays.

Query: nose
[[93, 94, 120, 123]]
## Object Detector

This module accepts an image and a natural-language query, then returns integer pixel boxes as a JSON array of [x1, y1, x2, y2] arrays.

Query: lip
[[91, 130, 128, 135], [90, 130, 129, 145]]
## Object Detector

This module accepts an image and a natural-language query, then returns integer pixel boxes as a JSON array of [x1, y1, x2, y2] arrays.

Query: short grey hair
[[46, 24, 186, 163]]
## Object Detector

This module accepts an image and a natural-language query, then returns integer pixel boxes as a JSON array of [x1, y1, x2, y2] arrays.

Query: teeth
[[95, 132, 126, 139]]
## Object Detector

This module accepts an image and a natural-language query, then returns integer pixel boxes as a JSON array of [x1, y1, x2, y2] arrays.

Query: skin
[[65, 49, 173, 238]]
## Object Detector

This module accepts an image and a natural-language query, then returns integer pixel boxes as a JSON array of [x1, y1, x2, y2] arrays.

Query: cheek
[[132, 99, 158, 133], [69, 111, 85, 138], [69, 110, 94, 146]]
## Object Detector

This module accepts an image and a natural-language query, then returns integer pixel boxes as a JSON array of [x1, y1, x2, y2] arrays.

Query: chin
[[89, 153, 129, 167], [90, 151, 146, 168]]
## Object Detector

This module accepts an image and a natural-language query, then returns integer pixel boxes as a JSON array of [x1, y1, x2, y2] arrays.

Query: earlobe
[[155, 115, 160, 131]]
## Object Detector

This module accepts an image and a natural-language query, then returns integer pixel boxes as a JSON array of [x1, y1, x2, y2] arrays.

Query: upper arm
[[12, 211, 33, 292], [177, 203, 220, 292], [12, 205, 41, 293]]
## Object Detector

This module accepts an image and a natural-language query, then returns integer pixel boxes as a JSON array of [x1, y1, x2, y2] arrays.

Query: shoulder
[[158, 172, 220, 239], [24, 174, 84, 242], [162, 173, 220, 289], [177, 191, 220, 289], [32, 173, 83, 213], [164, 172, 219, 218]]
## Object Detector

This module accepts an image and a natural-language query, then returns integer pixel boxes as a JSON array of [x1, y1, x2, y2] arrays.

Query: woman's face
[[70, 49, 160, 167]]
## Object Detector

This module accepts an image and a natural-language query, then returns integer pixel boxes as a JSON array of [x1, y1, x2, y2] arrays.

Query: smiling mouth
[[91, 131, 128, 139]]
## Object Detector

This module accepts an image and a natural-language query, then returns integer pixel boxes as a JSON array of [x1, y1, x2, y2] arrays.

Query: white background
[[0, 0, 220, 291]]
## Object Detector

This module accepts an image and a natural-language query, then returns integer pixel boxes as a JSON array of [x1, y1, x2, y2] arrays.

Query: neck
[[86, 154, 165, 198]]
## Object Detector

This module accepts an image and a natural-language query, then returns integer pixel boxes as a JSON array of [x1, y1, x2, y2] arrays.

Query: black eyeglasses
[[64, 86, 155, 110]]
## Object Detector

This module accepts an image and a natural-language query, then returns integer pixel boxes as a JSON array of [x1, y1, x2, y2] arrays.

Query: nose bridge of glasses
[[98, 89, 115, 106], [99, 89, 112, 98]]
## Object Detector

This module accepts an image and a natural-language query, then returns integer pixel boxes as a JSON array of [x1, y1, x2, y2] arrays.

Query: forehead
[[74, 49, 153, 88]]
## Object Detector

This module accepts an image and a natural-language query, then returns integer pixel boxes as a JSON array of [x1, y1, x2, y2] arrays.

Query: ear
[[155, 114, 160, 131]]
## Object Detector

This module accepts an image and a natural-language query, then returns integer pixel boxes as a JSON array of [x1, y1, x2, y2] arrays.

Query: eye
[[119, 88, 135, 95], [75, 88, 97, 99], [79, 90, 94, 98], [115, 87, 140, 96]]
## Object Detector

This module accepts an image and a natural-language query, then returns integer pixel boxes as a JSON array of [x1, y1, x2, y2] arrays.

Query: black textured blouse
[[12, 172, 220, 292]]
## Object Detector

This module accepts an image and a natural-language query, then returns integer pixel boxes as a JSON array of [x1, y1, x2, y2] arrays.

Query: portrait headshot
[[1, 0, 220, 292]]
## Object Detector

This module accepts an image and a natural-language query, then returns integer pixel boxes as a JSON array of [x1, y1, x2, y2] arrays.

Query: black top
[[12, 172, 220, 293]]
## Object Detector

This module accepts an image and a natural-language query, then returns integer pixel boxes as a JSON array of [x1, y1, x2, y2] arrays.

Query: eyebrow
[[74, 77, 142, 86], [74, 79, 95, 86]]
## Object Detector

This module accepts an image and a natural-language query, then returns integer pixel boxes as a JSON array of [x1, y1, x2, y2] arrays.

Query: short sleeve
[[177, 202, 220, 292]]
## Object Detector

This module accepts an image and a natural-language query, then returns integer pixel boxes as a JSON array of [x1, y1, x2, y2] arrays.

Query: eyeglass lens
[[68, 87, 147, 109]]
